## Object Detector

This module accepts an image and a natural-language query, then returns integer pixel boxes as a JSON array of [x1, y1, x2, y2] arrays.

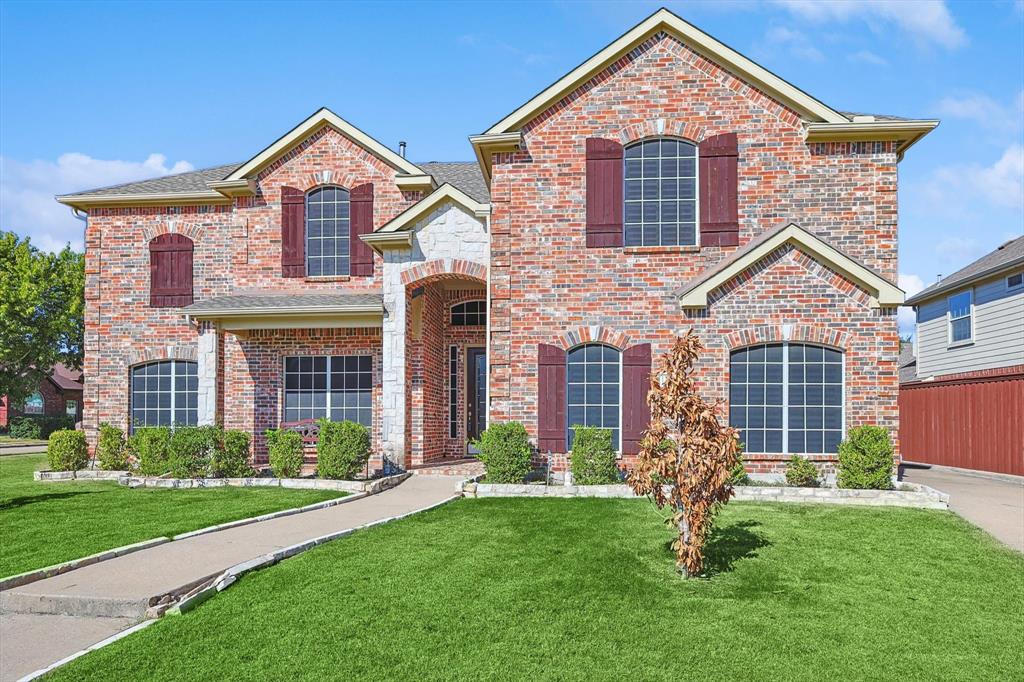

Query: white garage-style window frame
[[130, 360, 198, 428], [566, 343, 621, 451], [947, 290, 973, 346], [729, 342, 845, 455], [623, 137, 698, 247], [305, 185, 351, 277], [282, 355, 372, 426]]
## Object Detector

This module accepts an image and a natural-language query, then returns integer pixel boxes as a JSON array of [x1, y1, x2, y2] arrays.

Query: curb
[[17, 619, 157, 682], [0, 538, 170, 592]]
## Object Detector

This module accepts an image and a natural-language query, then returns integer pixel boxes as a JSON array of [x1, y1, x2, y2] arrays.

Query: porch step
[[408, 459, 484, 478]]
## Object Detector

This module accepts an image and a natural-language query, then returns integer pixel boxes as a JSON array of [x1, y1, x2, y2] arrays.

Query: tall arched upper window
[[566, 343, 620, 450], [130, 360, 198, 428], [729, 343, 844, 455], [305, 186, 351, 277], [623, 137, 697, 247]]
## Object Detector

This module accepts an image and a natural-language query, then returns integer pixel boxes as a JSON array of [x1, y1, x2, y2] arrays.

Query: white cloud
[[936, 91, 1024, 137], [762, 25, 826, 61], [898, 272, 925, 336], [847, 49, 888, 66], [926, 144, 1024, 214], [0, 153, 193, 252], [771, 0, 967, 49]]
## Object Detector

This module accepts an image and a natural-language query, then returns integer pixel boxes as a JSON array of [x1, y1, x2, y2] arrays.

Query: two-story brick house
[[57, 9, 935, 476]]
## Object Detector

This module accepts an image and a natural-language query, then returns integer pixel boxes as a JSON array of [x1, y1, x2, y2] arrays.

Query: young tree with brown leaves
[[626, 330, 741, 578]]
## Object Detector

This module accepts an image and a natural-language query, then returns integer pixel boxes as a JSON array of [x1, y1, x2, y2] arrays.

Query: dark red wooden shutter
[[621, 343, 652, 455], [537, 343, 567, 452], [149, 233, 193, 307], [281, 185, 305, 277], [699, 133, 739, 247], [349, 183, 374, 277], [585, 138, 624, 248]]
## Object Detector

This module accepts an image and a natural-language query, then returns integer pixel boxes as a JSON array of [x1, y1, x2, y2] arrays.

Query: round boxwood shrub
[[266, 428, 304, 478], [129, 426, 172, 476], [785, 455, 819, 487], [168, 425, 219, 478], [473, 421, 532, 484], [838, 425, 894, 490], [570, 425, 619, 485], [47, 429, 88, 471], [9, 416, 42, 440], [210, 429, 253, 478], [96, 422, 129, 470], [316, 419, 370, 480]]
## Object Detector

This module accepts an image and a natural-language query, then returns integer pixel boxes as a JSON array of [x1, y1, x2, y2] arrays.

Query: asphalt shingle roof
[[839, 111, 914, 122], [65, 163, 242, 197], [182, 292, 382, 315], [419, 162, 490, 203], [905, 235, 1024, 305], [898, 344, 917, 384]]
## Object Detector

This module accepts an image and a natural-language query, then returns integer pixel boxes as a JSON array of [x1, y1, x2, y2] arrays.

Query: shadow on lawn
[[0, 491, 97, 511], [662, 519, 770, 577]]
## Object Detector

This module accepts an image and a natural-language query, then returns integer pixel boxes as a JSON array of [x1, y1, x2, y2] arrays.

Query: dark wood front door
[[466, 348, 486, 442]]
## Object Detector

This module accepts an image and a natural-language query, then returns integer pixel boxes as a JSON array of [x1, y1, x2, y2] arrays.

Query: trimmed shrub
[[266, 428, 304, 478], [168, 425, 219, 478], [96, 422, 129, 470], [47, 429, 88, 471], [9, 416, 42, 440], [129, 426, 172, 476], [316, 419, 371, 480], [570, 425, 619, 485], [211, 429, 253, 478], [12, 415, 75, 440], [838, 425, 894, 490], [785, 455, 819, 487], [473, 421, 532, 484]]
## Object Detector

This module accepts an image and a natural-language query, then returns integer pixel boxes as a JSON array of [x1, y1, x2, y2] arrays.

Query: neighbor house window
[[566, 343, 620, 450], [624, 137, 697, 247], [283, 356, 371, 426], [23, 392, 44, 414], [65, 400, 78, 417], [130, 360, 198, 427], [451, 300, 486, 326], [948, 290, 973, 344], [1007, 273, 1023, 291], [305, 186, 350, 277], [729, 343, 844, 455]]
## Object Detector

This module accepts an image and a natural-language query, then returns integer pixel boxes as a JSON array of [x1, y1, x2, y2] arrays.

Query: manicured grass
[[52, 497, 1024, 681], [0, 454, 346, 578]]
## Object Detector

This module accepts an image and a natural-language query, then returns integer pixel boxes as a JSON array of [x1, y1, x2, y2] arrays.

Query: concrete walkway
[[901, 464, 1024, 552], [0, 474, 461, 681]]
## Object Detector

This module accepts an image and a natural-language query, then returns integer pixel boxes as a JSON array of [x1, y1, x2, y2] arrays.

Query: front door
[[466, 348, 486, 443]]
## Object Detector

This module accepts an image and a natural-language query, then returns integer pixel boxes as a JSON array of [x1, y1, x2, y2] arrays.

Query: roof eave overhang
[[904, 255, 1024, 306], [374, 183, 490, 236], [677, 223, 905, 309], [805, 120, 940, 159], [360, 231, 414, 254], [55, 192, 232, 211], [207, 178, 257, 198], [469, 132, 523, 183], [394, 174, 437, 193], [184, 305, 384, 331]]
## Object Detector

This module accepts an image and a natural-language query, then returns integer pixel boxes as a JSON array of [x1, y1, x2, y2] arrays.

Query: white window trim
[[946, 289, 975, 348], [280, 354, 373, 425], [622, 137, 700, 248], [565, 343, 624, 457], [129, 360, 197, 430], [304, 186, 351, 278]]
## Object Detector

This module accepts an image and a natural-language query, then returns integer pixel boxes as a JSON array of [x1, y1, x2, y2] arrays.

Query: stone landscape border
[[461, 481, 949, 509], [34, 470, 410, 494]]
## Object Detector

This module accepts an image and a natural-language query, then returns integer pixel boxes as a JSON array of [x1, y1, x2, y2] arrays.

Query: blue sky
[[1, 0, 1021, 334]]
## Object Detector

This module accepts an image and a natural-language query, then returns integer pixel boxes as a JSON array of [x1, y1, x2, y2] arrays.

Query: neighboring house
[[56, 9, 936, 476], [900, 236, 1024, 476], [0, 365, 84, 428]]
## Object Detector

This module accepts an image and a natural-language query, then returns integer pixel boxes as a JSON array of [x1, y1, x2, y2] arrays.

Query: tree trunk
[[677, 511, 691, 578]]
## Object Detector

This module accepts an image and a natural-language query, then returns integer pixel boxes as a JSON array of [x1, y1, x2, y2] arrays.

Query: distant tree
[[626, 331, 741, 578], [0, 231, 84, 404]]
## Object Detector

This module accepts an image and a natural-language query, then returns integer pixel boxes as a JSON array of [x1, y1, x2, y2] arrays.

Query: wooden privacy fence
[[899, 366, 1024, 476]]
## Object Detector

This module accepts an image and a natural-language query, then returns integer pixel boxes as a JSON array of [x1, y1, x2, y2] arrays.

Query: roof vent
[[852, 115, 876, 123]]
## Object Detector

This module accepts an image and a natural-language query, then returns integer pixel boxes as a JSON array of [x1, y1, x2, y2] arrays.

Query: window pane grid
[[948, 291, 972, 343], [451, 300, 486, 326], [566, 344, 620, 450], [306, 187, 350, 277], [283, 355, 371, 427], [624, 138, 697, 247], [131, 360, 198, 428]]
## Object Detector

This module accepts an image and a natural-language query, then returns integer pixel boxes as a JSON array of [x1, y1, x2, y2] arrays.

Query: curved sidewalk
[[0, 474, 462, 681]]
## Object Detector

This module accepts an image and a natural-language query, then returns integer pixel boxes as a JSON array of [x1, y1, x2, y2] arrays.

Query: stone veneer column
[[196, 322, 218, 426], [381, 253, 407, 470]]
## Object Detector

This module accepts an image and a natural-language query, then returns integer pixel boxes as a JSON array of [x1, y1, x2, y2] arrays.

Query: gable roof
[[905, 235, 1024, 306], [419, 162, 489, 202], [675, 222, 905, 308]]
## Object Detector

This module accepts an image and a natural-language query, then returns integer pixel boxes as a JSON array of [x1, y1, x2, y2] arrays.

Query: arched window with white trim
[[305, 186, 350, 277], [130, 360, 198, 428]]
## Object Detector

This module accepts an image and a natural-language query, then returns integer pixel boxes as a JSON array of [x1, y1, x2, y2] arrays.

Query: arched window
[[451, 300, 486, 326], [130, 360, 198, 428], [23, 391, 44, 414], [729, 343, 844, 455], [149, 233, 193, 307], [623, 137, 697, 247], [567, 343, 620, 450], [305, 186, 351, 277]]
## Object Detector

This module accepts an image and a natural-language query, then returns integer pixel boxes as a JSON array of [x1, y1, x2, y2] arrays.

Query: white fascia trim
[[207, 178, 257, 197], [187, 305, 383, 318], [394, 174, 436, 192], [469, 132, 523, 183], [360, 231, 414, 253], [805, 120, 940, 156], [55, 191, 231, 209], [484, 8, 847, 135], [678, 223, 905, 309], [225, 108, 424, 181], [375, 183, 490, 234]]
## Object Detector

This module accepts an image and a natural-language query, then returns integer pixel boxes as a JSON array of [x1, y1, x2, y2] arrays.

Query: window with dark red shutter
[[585, 138, 624, 248], [537, 343, 567, 452], [349, 183, 374, 277], [621, 343, 652, 455], [149, 234, 194, 307], [281, 185, 305, 277], [698, 133, 739, 247]]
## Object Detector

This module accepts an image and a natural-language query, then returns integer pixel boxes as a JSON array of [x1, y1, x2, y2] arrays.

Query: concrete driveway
[[901, 463, 1024, 552]]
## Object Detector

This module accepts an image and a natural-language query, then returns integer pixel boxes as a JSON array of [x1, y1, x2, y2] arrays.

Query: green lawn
[[51, 497, 1024, 681], [0, 454, 346, 578]]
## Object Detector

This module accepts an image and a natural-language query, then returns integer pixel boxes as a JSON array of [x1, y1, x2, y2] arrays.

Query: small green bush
[[473, 421, 532, 484], [168, 425, 220, 478], [316, 419, 370, 480], [838, 425, 894, 490], [785, 455, 819, 487], [47, 429, 88, 471], [129, 426, 172, 476], [266, 428, 304, 478], [9, 416, 42, 440], [570, 425, 619, 485], [729, 443, 751, 486], [210, 429, 253, 478], [96, 422, 129, 470]]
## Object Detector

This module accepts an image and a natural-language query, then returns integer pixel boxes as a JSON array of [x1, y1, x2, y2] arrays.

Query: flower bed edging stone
[[34, 469, 129, 481], [34, 469, 411, 493]]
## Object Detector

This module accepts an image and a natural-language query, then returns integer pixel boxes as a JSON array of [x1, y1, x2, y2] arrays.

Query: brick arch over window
[[141, 221, 205, 243], [551, 326, 632, 351], [127, 345, 199, 367], [299, 170, 362, 192], [725, 325, 851, 352], [616, 120, 706, 146], [401, 258, 487, 287]]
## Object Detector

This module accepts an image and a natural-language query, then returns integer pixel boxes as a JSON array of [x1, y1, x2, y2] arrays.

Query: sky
[[1, 0, 1022, 335]]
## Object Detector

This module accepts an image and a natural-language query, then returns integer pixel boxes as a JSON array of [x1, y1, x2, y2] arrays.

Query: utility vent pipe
[[399, 141, 407, 158]]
